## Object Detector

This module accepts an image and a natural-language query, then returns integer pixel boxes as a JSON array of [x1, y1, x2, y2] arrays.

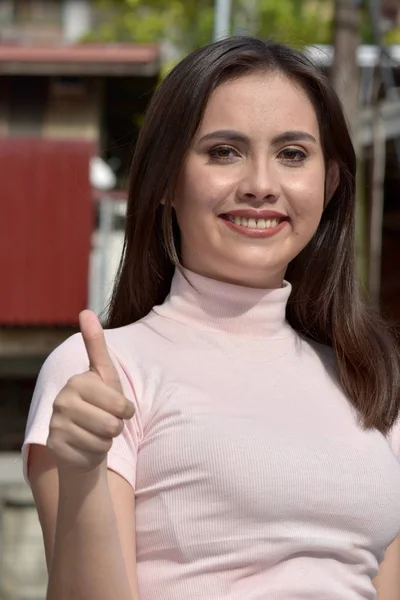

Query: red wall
[[0, 138, 94, 325]]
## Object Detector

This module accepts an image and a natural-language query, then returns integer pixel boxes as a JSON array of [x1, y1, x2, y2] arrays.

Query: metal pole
[[213, 0, 232, 41]]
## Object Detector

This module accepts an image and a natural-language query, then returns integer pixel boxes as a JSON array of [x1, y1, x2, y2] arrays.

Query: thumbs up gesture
[[47, 311, 134, 475]]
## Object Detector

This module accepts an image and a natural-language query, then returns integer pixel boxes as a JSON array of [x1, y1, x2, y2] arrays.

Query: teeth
[[228, 216, 281, 229]]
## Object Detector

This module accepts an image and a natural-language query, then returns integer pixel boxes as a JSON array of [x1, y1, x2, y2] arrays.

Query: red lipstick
[[219, 209, 289, 239]]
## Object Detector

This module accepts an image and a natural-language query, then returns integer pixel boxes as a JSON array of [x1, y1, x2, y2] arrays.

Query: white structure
[[306, 43, 400, 68], [89, 198, 126, 317], [62, 0, 92, 43], [306, 43, 400, 144], [213, 0, 232, 41], [90, 156, 117, 191], [0, 456, 47, 600]]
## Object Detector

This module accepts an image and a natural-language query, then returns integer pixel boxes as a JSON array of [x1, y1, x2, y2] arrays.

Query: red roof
[[0, 43, 159, 63], [0, 43, 160, 76]]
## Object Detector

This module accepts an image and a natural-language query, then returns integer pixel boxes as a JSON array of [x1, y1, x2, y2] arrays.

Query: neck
[[152, 267, 293, 338]]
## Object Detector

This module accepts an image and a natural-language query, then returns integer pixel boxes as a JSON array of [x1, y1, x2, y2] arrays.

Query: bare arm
[[373, 535, 400, 600], [29, 444, 139, 600]]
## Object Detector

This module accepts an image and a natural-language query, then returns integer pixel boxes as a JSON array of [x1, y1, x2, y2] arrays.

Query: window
[[13, 0, 61, 25], [8, 77, 48, 137]]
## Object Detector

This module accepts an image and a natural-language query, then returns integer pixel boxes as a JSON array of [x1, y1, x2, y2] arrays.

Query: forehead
[[198, 71, 320, 140]]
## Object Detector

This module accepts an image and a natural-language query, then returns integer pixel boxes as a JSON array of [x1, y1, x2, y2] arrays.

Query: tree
[[237, 0, 333, 46], [88, 0, 334, 58], [89, 0, 214, 51]]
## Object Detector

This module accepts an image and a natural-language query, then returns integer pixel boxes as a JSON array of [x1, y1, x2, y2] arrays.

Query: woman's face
[[173, 71, 338, 288]]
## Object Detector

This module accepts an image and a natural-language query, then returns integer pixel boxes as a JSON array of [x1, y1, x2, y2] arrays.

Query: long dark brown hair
[[106, 36, 400, 435]]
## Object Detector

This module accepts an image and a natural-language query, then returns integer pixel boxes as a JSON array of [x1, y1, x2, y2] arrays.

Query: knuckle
[[66, 374, 82, 389], [113, 395, 128, 417], [49, 414, 62, 432], [101, 438, 113, 453], [46, 435, 62, 455], [53, 396, 67, 415], [48, 418, 69, 447], [103, 415, 123, 438], [50, 405, 77, 432], [53, 391, 74, 415], [66, 373, 91, 393], [88, 331, 104, 344]]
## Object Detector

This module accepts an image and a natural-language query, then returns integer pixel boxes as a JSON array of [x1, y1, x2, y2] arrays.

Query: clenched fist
[[47, 310, 134, 475]]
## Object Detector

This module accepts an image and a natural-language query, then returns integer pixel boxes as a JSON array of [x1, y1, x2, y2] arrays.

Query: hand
[[47, 310, 134, 475]]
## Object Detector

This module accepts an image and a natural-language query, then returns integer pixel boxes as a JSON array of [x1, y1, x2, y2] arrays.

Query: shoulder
[[40, 313, 162, 372], [37, 309, 176, 394], [35, 321, 145, 398], [296, 334, 338, 377], [36, 332, 88, 390], [103, 309, 190, 364], [26, 323, 147, 437]]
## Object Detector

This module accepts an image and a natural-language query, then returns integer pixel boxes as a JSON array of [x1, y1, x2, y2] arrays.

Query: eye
[[207, 145, 240, 162], [278, 147, 307, 164]]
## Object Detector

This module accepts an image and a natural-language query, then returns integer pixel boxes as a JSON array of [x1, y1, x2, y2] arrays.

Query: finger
[[79, 310, 122, 392], [48, 444, 106, 473], [49, 421, 113, 455], [66, 422, 114, 454], [67, 397, 125, 439], [64, 375, 135, 421]]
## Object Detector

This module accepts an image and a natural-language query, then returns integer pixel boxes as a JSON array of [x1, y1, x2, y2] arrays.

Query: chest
[[135, 353, 400, 554]]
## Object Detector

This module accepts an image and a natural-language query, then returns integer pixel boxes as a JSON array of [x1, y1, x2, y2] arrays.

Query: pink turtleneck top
[[23, 268, 400, 599]]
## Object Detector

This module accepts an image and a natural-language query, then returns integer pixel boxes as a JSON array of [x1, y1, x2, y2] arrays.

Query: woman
[[24, 37, 400, 600]]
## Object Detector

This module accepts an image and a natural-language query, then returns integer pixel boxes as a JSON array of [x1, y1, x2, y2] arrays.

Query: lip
[[220, 209, 289, 220], [220, 215, 289, 239]]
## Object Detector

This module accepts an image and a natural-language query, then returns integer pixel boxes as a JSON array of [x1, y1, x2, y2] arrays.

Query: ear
[[324, 160, 340, 207], [160, 197, 166, 206]]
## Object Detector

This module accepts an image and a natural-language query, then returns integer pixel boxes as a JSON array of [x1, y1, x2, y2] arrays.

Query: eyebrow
[[198, 129, 317, 145]]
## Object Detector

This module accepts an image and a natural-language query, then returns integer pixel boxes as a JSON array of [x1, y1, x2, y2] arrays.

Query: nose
[[237, 157, 280, 205]]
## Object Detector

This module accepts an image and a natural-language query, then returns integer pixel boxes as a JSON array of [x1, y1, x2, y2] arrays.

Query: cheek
[[175, 168, 227, 217], [287, 173, 325, 221]]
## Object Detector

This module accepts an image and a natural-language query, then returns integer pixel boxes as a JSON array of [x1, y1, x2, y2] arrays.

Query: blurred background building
[[0, 0, 160, 445], [0, 0, 400, 598], [0, 1, 160, 598]]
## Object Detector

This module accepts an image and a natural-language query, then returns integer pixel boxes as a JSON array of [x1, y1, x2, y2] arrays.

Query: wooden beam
[[0, 328, 77, 359], [0, 61, 159, 77]]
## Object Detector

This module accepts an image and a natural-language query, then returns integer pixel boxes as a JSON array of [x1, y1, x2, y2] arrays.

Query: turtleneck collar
[[152, 268, 293, 338]]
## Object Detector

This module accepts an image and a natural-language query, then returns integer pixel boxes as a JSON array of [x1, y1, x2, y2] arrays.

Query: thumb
[[79, 310, 122, 393]]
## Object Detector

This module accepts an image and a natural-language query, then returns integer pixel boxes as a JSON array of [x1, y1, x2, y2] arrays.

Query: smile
[[225, 215, 281, 229], [219, 212, 289, 238]]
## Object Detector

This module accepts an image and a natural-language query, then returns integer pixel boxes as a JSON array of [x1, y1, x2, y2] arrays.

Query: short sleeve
[[22, 332, 141, 490]]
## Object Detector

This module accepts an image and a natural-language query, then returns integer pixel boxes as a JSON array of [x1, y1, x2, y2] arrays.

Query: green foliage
[[87, 0, 334, 56], [384, 25, 400, 44], [88, 0, 214, 49], [235, 0, 333, 46]]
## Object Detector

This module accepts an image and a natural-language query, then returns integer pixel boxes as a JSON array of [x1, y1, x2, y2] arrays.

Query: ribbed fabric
[[23, 268, 400, 599]]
